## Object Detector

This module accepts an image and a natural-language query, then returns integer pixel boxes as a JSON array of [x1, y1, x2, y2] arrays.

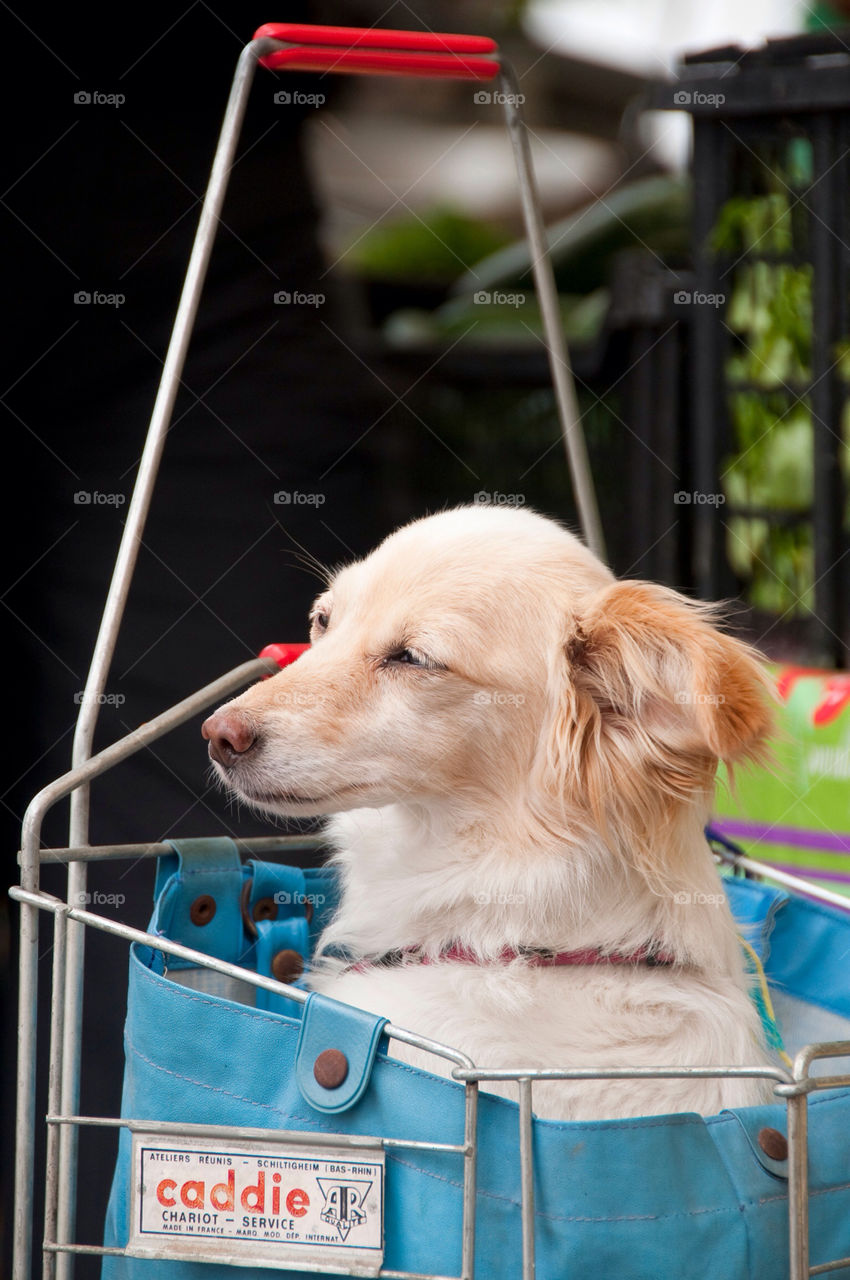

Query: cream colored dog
[[203, 505, 776, 1120]]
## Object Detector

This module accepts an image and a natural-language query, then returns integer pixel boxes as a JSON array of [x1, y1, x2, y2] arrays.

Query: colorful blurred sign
[[713, 665, 850, 898]]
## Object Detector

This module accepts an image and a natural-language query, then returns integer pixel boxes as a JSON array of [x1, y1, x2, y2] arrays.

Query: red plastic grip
[[260, 47, 499, 79], [258, 642, 310, 673], [254, 22, 501, 81], [254, 24, 497, 53]]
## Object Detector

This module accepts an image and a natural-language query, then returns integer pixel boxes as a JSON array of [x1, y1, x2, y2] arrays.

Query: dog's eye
[[385, 648, 434, 669], [311, 610, 330, 633]]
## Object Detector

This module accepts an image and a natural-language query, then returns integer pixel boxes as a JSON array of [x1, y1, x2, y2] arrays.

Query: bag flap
[[296, 991, 387, 1114], [152, 837, 245, 967]]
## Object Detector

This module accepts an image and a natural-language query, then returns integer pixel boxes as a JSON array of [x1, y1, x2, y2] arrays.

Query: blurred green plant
[[711, 171, 849, 618], [363, 174, 688, 350], [352, 178, 686, 569], [384, 288, 610, 347], [344, 206, 513, 284]]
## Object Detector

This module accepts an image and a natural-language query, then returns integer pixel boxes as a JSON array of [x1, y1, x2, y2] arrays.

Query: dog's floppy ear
[[547, 580, 774, 828]]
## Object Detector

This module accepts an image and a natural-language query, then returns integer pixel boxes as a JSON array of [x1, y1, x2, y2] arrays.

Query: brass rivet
[[252, 896, 278, 923], [313, 1048, 349, 1090], [757, 1127, 788, 1161], [271, 948, 304, 985], [189, 894, 216, 926]]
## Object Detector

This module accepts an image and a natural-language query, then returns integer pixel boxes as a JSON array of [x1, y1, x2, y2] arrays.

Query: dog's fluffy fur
[[205, 506, 777, 1120]]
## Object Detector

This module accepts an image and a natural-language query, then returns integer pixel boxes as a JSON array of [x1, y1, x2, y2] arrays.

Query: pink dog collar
[[432, 943, 676, 966], [351, 943, 676, 971]]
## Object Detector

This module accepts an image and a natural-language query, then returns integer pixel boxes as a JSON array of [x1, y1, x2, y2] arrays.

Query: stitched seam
[[810, 1179, 850, 1198], [175, 868, 242, 878], [135, 963, 296, 1031], [810, 1089, 850, 1108], [134, 958, 475, 1102], [124, 1029, 326, 1130], [751, 1180, 850, 1208], [385, 1153, 746, 1223]]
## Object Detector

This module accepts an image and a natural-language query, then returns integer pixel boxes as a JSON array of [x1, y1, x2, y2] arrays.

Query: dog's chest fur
[[307, 806, 773, 1121]]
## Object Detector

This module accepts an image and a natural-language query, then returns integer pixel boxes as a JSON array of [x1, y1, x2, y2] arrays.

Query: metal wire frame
[[45, 31, 604, 1278], [454, 1050, 850, 1280], [13, 880, 481, 1280], [12, 882, 480, 1280], [11, 841, 850, 1280]]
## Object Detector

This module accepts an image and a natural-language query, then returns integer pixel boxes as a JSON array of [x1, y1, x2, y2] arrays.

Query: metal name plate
[[129, 1131, 384, 1274]]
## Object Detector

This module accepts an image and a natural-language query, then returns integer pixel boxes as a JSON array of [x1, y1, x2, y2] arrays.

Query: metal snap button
[[252, 896, 278, 923], [313, 1048, 349, 1090], [757, 1127, 788, 1161], [189, 895, 216, 926], [271, 949, 304, 984]]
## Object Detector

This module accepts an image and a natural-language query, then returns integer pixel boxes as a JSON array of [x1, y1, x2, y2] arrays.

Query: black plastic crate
[[653, 30, 850, 664]]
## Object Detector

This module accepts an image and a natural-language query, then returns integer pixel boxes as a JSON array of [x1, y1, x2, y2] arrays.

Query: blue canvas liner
[[102, 838, 850, 1279]]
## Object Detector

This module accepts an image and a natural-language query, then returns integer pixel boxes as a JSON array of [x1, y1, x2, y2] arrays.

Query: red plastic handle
[[260, 47, 500, 80], [254, 23, 501, 81], [254, 24, 497, 53], [258, 642, 310, 673]]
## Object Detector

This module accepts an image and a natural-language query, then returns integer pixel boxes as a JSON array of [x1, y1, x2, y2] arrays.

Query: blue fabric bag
[[103, 838, 850, 1279]]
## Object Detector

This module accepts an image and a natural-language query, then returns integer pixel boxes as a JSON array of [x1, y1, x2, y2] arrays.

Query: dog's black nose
[[202, 709, 258, 767]]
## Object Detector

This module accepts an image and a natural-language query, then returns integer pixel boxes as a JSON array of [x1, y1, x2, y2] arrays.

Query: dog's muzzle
[[202, 708, 258, 768]]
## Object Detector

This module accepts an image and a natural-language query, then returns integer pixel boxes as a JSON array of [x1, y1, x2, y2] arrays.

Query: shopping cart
[[11, 22, 850, 1280]]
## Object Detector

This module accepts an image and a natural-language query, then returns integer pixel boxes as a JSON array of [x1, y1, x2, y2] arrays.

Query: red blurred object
[[774, 664, 850, 727], [258, 642, 310, 674], [253, 22, 500, 80]]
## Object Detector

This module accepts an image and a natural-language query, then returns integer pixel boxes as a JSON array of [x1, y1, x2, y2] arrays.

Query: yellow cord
[[738, 935, 793, 1070]]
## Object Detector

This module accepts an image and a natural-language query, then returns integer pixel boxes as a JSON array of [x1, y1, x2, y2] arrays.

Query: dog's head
[[204, 506, 773, 855]]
